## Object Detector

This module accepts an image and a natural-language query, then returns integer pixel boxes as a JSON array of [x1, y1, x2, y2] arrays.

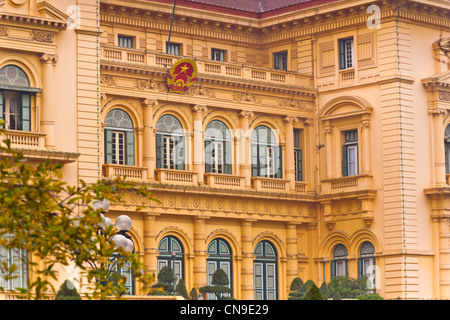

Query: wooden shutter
[[224, 140, 232, 174], [342, 145, 348, 177], [296, 149, 303, 181], [0, 91, 3, 122], [446, 142, 449, 174], [330, 260, 336, 279], [175, 135, 185, 170], [251, 143, 259, 177], [105, 129, 113, 164], [205, 140, 212, 173], [125, 131, 135, 166], [275, 145, 282, 179], [155, 134, 163, 169], [357, 258, 363, 279], [339, 39, 346, 69], [21, 93, 31, 131]]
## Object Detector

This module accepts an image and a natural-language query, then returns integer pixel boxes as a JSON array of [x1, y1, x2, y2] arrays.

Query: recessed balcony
[[1, 130, 45, 150], [102, 164, 148, 181], [251, 176, 290, 192], [155, 168, 198, 186]]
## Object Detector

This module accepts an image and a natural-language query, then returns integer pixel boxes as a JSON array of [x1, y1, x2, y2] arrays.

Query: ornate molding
[[39, 53, 58, 64], [233, 91, 261, 104], [277, 96, 304, 110], [185, 85, 215, 98], [192, 105, 208, 113], [30, 29, 55, 43], [134, 79, 166, 92], [438, 90, 450, 102], [0, 25, 9, 37], [238, 110, 254, 118], [283, 116, 298, 124], [100, 75, 116, 87], [142, 98, 158, 107]]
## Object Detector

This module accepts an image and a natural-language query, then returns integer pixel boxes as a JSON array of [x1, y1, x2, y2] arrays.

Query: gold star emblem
[[180, 64, 190, 73]]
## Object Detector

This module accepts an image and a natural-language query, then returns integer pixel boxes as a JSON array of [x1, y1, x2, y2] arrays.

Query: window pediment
[[320, 96, 373, 121]]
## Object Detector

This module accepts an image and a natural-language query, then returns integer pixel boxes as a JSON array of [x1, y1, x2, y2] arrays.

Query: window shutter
[[0, 91, 4, 122], [125, 131, 135, 166], [339, 39, 346, 69], [105, 129, 113, 164], [296, 149, 303, 181], [205, 139, 212, 173], [345, 260, 349, 276], [446, 142, 449, 174], [224, 140, 232, 174], [251, 143, 259, 177], [330, 260, 336, 279], [357, 258, 363, 279], [21, 93, 31, 131], [273, 54, 279, 70], [259, 144, 267, 177], [342, 145, 348, 177], [156, 134, 163, 169], [175, 135, 185, 170], [275, 145, 282, 179]]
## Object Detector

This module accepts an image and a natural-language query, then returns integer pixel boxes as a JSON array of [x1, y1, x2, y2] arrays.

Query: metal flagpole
[[167, 0, 177, 54]]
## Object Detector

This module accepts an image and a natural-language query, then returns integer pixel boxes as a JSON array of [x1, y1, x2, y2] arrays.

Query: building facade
[[1, 0, 450, 299]]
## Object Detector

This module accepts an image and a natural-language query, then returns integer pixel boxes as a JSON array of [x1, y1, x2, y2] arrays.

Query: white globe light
[[104, 217, 113, 229], [111, 234, 128, 249], [93, 199, 110, 212], [125, 238, 134, 253], [115, 215, 132, 232], [97, 213, 106, 228]]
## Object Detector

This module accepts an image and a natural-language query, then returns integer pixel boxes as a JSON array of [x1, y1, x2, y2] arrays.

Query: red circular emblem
[[167, 58, 198, 94]]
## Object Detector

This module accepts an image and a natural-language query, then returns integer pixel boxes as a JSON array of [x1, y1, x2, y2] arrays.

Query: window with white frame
[[156, 115, 185, 170], [211, 49, 226, 62], [166, 42, 181, 55], [205, 120, 232, 174], [0, 236, 28, 291], [0, 65, 32, 131], [104, 109, 135, 166], [118, 35, 133, 49], [273, 51, 288, 71], [342, 129, 358, 177], [358, 241, 376, 291], [339, 38, 354, 70], [331, 244, 348, 278], [251, 125, 282, 179]]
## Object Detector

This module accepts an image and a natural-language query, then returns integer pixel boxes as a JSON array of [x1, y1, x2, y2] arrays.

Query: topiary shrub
[[199, 268, 232, 300], [189, 287, 199, 300], [55, 279, 81, 300], [357, 293, 384, 300], [176, 278, 189, 299], [327, 276, 368, 299], [319, 282, 329, 300], [151, 266, 177, 294], [303, 284, 324, 300]]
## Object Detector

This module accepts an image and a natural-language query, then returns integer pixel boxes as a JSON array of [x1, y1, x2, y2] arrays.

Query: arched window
[[204, 120, 232, 174], [254, 240, 277, 300], [157, 235, 184, 284], [358, 241, 376, 291], [331, 244, 348, 278], [0, 65, 32, 131], [251, 125, 282, 178], [156, 115, 185, 170], [445, 124, 450, 174], [104, 109, 135, 166], [207, 238, 232, 299]]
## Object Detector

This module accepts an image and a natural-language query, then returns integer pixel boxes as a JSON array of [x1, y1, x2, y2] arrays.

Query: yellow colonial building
[[1, 0, 450, 300]]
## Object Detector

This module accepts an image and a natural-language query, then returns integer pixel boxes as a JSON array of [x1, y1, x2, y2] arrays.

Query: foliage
[[0, 129, 160, 299], [303, 284, 324, 300], [357, 293, 384, 300], [176, 278, 189, 299], [319, 282, 329, 300], [55, 279, 81, 300], [189, 287, 198, 300], [199, 268, 232, 300], [152, 266, 177, 294], [288, 278, 316, 300], [327, 276, 369, 300]]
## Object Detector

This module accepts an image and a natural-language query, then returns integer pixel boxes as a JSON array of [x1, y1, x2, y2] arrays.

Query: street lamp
[[91, 199, 135, 294]]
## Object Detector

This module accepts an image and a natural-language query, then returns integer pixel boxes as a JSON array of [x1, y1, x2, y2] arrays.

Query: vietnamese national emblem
[[167, 58, 198, 94]]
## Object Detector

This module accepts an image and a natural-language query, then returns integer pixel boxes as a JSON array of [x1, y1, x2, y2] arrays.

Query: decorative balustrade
[[321, 174, 373, 194], [155, 168, 198, 185], [295, 181, 308, 193], [340, 69, 355, 82], [0, 130, 45, 149], [251, 177, 290, 192], [205, 173, 245, 189], [100, 45, 313, 88], [102, 164, 147, 181]]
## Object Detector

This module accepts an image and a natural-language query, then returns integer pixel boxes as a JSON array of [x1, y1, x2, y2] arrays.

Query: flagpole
[[167, 0, 177, 54]]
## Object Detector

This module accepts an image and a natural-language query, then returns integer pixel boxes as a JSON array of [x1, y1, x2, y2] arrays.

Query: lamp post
[[171, 251, 176, 295], [92, 199, 135, 294]]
